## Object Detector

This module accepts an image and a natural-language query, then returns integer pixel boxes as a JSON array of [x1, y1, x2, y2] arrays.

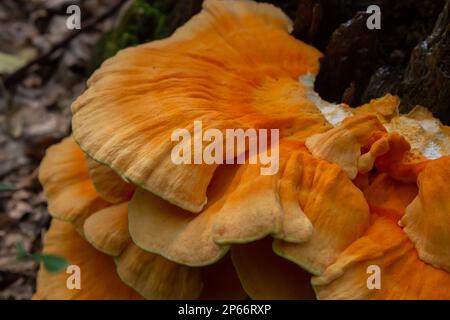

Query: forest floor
[[0, 0, 448, 300]]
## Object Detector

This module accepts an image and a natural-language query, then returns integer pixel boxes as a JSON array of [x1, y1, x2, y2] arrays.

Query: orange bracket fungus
[[35, 0, 450, 300]]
